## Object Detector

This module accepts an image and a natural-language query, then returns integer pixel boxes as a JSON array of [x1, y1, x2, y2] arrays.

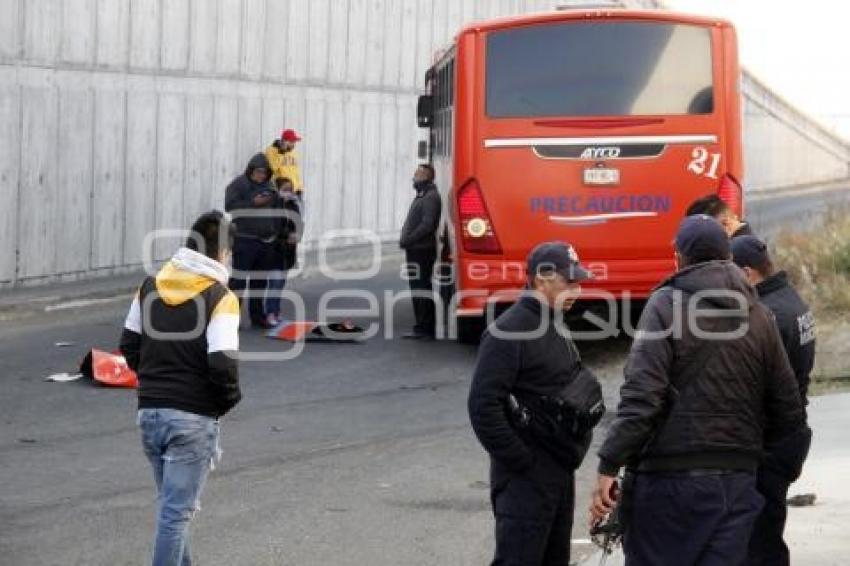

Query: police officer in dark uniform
[[468, 241, 594, 566], [732, 235, 815, 566], [590, 216, 806, 566]]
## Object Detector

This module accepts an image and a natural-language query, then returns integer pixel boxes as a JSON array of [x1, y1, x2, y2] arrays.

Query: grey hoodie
[[224, 153, 278, 239]]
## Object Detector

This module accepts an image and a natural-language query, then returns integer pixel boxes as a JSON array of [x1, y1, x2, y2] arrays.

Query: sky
[[665, 0, 850, 140]]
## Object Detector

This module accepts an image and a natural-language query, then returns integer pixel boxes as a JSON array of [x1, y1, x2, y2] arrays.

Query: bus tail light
[[718, 174, 743, 217], [457, 179, 502, 254]]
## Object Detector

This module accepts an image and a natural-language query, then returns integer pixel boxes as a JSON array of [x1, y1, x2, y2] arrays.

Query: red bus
[[417, 6, 743, 341]]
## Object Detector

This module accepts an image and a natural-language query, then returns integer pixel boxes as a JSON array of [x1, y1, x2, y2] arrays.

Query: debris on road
[[266, 319, 366, 343], [79, 348, 138, 388], [787, 493, 817, 507], [45, 372, 83, 382]]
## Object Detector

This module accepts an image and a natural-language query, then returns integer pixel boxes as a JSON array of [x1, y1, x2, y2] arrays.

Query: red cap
[[281, 129, 302, 142]]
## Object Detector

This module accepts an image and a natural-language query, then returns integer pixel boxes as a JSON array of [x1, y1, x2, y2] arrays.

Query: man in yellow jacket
[[265, 129, 304, 196]]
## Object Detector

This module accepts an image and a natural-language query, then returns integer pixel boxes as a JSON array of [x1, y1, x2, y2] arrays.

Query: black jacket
[[468, 296, 592, 472], [598, 261, 805, 475], [273, 193, 302, 270], [224, 153, 278, 239], [400, 182, 441, 250], [119, 249, 241, 418], [756, 271, 815, 406]]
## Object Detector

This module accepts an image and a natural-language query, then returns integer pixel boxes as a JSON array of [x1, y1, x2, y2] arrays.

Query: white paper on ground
[[45, 372, 83, 382]]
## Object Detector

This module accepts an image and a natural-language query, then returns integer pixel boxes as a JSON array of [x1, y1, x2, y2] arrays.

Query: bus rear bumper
[[451, 257, 675, 316]]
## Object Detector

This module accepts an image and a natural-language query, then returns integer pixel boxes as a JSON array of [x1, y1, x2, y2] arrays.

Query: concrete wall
[[1, 0, 848, 287], [742, 72, 850, 191], [0, 0, 559, 287]]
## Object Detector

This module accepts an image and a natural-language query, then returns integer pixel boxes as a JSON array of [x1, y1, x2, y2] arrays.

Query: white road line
[[44, 295, 131, 312]]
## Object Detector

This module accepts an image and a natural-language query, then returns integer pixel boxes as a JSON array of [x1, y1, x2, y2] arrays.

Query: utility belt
[[507, 365, 605, 468], [633, 451, 760, 474]]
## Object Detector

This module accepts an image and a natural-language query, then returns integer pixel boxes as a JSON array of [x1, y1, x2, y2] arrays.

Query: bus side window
[[417, 94, 434, 128], [436, 64, 444, 155], [428, 55, 455, 158], [440, 65, 447, 155], [448, 59, 454, 155]]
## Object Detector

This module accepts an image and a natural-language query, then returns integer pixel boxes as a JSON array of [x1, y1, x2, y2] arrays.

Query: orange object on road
[[269, 321, 320, 341], [266, 320, 366, 343], [80, 348, 138, 388]]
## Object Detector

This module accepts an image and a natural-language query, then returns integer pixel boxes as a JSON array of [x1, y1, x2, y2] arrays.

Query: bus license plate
[[583, 168, 620, 186]]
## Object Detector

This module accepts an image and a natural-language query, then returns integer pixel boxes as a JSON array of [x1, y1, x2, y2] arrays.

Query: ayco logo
[[580, 146, 621, 159]]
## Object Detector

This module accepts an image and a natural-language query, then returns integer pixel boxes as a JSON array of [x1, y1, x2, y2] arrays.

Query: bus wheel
[[456, 316, 484, 345]]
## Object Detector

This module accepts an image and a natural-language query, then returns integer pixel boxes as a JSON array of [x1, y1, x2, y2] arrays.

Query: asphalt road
[[2, 183, 848, 566], [583, 391, 850, 566], [0, 266, 631, 566]]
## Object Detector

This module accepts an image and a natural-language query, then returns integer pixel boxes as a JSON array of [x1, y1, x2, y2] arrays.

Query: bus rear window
[[485, 22, 714, 118]]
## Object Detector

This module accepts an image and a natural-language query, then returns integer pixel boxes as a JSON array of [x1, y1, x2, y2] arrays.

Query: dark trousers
[[624, 471, 764, 566], [229, 236, 276, 324], [490, 451, 574, 566], [405, 247, 437, 335], [747, 468, 791, 565]]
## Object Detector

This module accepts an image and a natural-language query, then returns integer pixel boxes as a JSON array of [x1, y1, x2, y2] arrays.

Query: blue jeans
[[264, 269, 288, 317], [138, 408, 221, 566]]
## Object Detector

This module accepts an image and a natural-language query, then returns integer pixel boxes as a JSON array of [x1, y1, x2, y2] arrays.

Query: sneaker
[[265, 313, 280, 327], [252, 317, 274, 329]]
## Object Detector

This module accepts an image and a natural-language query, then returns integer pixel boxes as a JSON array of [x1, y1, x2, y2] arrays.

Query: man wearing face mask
[[468, 241, 595, 566], [399, 163, 442, 339]]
